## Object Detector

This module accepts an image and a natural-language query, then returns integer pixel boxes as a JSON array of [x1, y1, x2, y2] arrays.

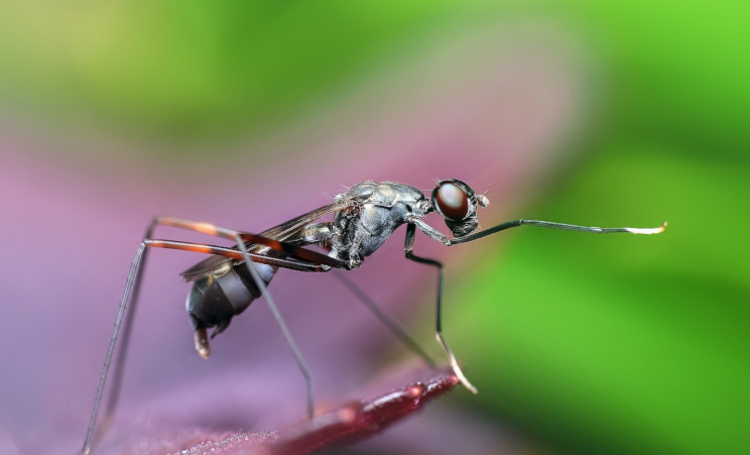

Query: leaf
[[138, 368, 458, 455]]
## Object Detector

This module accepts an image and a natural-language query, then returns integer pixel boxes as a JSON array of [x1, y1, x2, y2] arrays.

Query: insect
[[81, 179, 666, 453]]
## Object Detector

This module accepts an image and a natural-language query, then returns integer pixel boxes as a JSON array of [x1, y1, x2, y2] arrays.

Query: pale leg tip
[[449, 361, 478, 394]]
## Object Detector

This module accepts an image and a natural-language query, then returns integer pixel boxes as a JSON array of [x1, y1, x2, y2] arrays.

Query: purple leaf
[[95, 368, 457, 455], [263, 369, 457, 455]]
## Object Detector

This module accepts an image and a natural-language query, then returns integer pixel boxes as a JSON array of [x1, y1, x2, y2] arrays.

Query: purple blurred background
[[0, 25, 586, 454]]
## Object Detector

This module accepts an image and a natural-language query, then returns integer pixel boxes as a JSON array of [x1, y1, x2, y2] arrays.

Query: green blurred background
[[0, 2, 747, 454]]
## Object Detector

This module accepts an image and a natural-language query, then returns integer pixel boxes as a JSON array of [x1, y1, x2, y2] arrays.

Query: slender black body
[[184, 181, 437, 339], [81, 178, 666, 454]]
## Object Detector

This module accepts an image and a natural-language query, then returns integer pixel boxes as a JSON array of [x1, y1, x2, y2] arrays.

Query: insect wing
[[180, 201, 347, 281]]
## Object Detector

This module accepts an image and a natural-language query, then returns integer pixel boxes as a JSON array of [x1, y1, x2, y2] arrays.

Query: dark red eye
[[434, 182, 469, 221]]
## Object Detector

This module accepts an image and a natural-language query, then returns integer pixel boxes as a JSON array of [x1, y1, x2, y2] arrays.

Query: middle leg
[[233, 235, 316, 419], [404, 224, 478, 393], [332, 271, 436, 367]]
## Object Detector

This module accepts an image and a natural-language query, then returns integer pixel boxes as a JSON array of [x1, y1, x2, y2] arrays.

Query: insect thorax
[[332, 181, 429, 268]]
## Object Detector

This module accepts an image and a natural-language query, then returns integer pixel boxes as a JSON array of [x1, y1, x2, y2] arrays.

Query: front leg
[[405, 215, 451, 244], [404, 223, 478, 394], [407, 216, 666, 247], [448, 219, 666, 245]]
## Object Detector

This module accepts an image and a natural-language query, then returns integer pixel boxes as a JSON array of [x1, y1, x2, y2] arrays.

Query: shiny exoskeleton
[[184, 180, 487, 343], [82, 176, 665, 455]]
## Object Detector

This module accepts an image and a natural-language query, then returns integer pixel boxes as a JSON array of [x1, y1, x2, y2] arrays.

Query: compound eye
[[434, 182, 470, 221]]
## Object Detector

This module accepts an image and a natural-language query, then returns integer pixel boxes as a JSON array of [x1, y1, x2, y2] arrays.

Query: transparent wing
[[180, 201, 348, 281]]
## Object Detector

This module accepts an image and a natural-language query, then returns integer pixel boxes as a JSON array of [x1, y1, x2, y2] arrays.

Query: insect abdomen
[[186, 262, 276, 338]]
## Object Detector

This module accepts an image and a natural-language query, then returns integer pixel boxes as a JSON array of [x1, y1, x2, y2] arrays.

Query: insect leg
[[144, 240, 329, 271], [88, 215, 170, 453], [103, 217, 249, 443], [95, 219, 155, 445], [83, 236, 327, 454], [332, 271, 436, 367], [92, 214, 345, 452], [234, 234, 315, 420], [159, 218, 337, 417], [289, 222, 435, 366], [157, 217, 332, 418], [82, 242, 146, 455], [404, 224, 478, 394], [154, 216, 348, 268], [447, 219, 667, 245]]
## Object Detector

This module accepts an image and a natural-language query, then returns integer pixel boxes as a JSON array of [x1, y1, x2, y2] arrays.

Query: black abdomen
[[186, 262, 275, 338]]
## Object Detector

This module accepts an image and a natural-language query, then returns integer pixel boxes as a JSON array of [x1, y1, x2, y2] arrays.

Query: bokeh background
[[0, 2, 748, 455]]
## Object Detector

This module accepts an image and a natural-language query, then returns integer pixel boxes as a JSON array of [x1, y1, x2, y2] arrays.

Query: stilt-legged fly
[[81, 179, 666, 454]]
